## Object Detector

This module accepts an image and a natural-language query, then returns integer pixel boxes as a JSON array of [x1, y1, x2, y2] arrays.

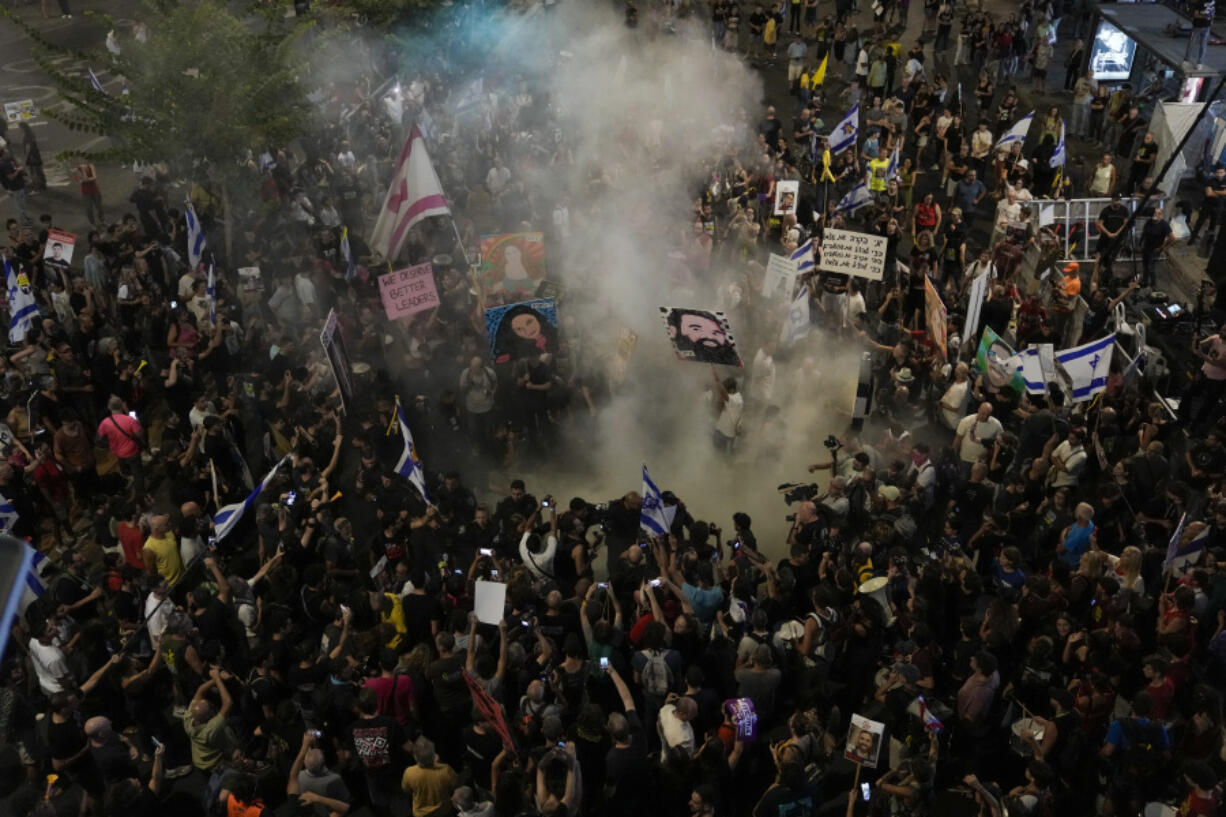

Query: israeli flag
[[0, 494, 19, 534], [88, 68, 105, 94], [1050, 122, 1066, 169], [828, 102, 859, 155], [340, 226, 356, 282], [1165, 515, 1207, 577], [213, 454, 290, 542], [995, 110, 1034, 150], [1005, 348, 1047, 395], [640, 465, 671, 536], [185, 200, 206, 270], [206, 262, 216, 325], [1055, 333, 1115, 401], [10, 538, 51, 617], [834, 183, 873, 215], [394, 398, 430, 502], [791, 239, 816, 274], [780, 284, 811, 347], [5, 259, 39, 343], [885, 144, 900, 181]]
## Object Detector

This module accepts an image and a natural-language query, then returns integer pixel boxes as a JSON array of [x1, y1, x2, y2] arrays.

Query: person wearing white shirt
[[712, 374, 744, 453], [519, 502, 559, 581], [28, 621, 71, 696], [657, 698, 698, 761], [939, 362, 971, 430], [336, 141, 357, 170], [486, 158, 511, 196], [954, 401, 1003, 472], [1048, 429, 1088, 488], [751, 345, 777, 404], [295, 270, 318, 317], [145, 580, 173, 647]]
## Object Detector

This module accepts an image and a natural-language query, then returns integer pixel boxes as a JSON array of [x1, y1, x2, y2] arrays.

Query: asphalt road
[[1, 0, 144, 235]]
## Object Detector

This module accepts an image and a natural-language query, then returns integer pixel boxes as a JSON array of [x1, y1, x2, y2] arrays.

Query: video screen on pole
[[1090, 20, 1136, 81]]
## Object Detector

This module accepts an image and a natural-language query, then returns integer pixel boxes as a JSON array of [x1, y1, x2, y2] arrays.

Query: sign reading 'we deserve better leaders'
[[379, 262, 440, 320], [821, 228, 887, 280]]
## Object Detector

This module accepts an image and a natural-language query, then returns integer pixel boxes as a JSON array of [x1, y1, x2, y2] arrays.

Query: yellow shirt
[[144, 532, 184, 584], [764, 18, 777, 44], [401, 763, 459, 817], [379, 593, 408, 649]]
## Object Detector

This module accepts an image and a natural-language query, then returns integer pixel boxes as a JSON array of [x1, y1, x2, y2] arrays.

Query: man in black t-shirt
[[1128, 132, 1158, 193], [1140, 206, 1173, 288], [1190, 165, 1226, 242], [1095, 193, 1130, 278], [347, 687, 409, 812], [605, 666, 652, 817], [748, 5, 768, 59]]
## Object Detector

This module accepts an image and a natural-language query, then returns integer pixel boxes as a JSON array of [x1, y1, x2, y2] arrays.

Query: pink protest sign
[[379, 263, 439, 319]]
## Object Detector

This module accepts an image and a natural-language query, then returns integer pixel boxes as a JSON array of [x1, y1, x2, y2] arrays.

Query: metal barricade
[[1023, 195, 1169, 263]]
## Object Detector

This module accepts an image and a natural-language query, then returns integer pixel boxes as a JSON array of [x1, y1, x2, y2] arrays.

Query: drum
[[1009, 717, 1045, 756]]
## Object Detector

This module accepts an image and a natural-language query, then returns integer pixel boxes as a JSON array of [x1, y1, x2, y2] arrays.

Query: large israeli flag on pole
[[780, 284, 811, 347], [1050, 122, 1066, 169], [828, 102, 859, 155], [5, 259, 39, 343], [213, 454, 290, 541], [791, 239, 816, 274], [394, 398, 430, 502], [640, 465, 671, 536], [185, 200, 206, 270], [995, 111, 1034, 150], [1055, 333, 1115, 401]]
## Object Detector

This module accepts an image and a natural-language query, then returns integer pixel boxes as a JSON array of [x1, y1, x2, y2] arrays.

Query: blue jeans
[[1187, 26, 1210, 66], [1070, 101, 1090, 138]]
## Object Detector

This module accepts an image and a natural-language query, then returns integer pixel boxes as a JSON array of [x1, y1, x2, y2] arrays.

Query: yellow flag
[[813, 53, 828, 86]]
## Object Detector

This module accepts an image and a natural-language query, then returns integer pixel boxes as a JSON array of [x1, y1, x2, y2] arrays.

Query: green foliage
[[7, 0, 313, 178]]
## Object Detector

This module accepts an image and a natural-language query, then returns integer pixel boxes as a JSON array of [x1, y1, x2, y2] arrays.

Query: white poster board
[[764, 253, 798, 300], [821, 228, 887, 280], [3, 100, 36, 123], [964, 272, 989, 342], [773, 180, 799, 216], [474, 579, 506, 625]]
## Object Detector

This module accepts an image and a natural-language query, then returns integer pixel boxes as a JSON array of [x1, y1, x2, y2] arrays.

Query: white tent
[[1150, 101, 1202, 198]]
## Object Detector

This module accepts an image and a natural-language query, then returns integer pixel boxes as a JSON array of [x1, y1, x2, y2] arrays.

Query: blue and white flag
[[205, 262, 217, 325], [791, 238, 816, 274], [5, 258, 39, 343], [213, 454, 290, 541], [640, 465, 672, 536], [1005, 348, 1047, 395], [340, 226, 356, 282], [834, 183, 873, 215], [88, 68, 105, 94], [1050, 122, 1066, 169], [455, 77, 484, 117], [1055, 333, 1115, 401], [995, 110, 1034, 150], [828, 102, 859, 155], [780, 284, 811, 347], [885, 144, 900, 181], [0, 494, 19, 534], [14, 540, 51, 616], [185, 200, 206, 270], [1166, 514, 1208, 577], [394, 398, 430, 502]]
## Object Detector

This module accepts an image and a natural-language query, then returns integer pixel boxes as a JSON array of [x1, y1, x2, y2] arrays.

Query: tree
[[11, 0, 313, 259]]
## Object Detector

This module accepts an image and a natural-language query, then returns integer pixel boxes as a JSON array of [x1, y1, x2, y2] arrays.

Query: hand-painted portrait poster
[[659, 307, 744, 367], [479, 232, 547, 306], [484, 298, 559, 364]]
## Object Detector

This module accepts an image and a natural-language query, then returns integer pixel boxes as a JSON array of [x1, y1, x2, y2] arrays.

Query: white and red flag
[[369, 126, 450, 262]]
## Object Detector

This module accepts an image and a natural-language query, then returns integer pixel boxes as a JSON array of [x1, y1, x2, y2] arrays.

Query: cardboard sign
[[821, 228, 887, 280], [844, 713, 886, 768], [773, 180, 799, 216], [923, 275, 948, 358], [764, 253, 799, 300], [43, 229, 76, 269], [379, 262, 439, 319], [3, 100, 36, 123], [474, 579, 507, 625], [319, 309, 355, 415]]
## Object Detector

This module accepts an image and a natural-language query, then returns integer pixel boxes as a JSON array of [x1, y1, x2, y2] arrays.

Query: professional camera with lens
[[823, 435, 841, 451], [779, 482, 820, 508]]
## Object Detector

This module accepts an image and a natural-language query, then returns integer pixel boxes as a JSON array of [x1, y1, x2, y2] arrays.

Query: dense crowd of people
[[2, 0, 1226, 816]]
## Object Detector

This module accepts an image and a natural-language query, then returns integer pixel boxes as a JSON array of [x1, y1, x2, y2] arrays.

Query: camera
[[823, 435, 841, 451], [779, 482, 820, 506]]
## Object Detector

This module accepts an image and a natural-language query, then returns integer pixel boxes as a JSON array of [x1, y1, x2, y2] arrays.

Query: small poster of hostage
[[379, 262, 440, 320]]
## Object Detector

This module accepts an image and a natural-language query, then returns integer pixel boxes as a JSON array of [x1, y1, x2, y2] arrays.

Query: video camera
[[779, 482, 820, 507]]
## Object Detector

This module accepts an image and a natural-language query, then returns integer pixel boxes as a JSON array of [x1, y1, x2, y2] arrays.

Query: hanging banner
[[924, 275, 948, 358], [379, 262, 440, 319], [821, 228, 886, 280]]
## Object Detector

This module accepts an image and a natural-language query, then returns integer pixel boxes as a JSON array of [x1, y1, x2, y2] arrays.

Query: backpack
[[640, 649, 675, 698], [1119, 718, 1169, 781]]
